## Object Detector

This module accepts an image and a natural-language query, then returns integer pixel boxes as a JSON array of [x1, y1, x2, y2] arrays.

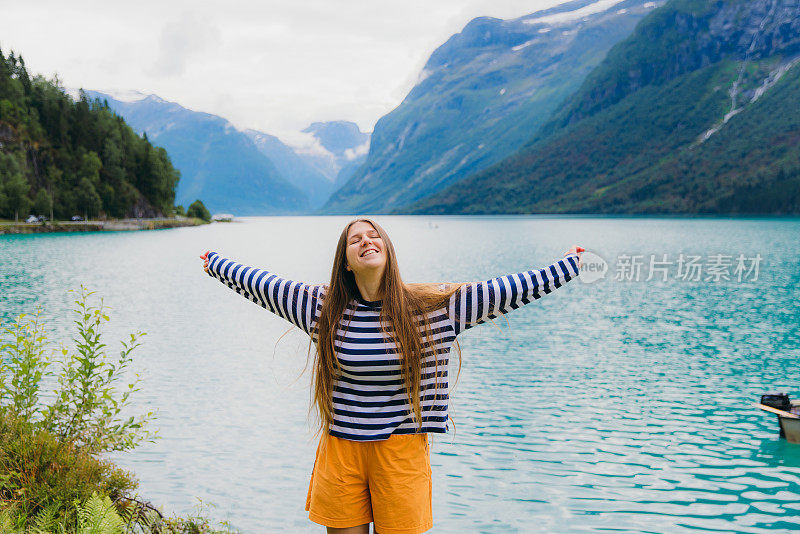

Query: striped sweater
[[206, 251, 581, 441]]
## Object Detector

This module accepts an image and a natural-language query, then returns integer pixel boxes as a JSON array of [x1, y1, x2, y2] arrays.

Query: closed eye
[[349, 233, 380, 244]]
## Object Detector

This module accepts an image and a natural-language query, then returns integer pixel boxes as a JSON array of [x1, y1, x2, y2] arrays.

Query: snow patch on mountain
[[512, 40, 535, 51], [523, 0, 626, 26]]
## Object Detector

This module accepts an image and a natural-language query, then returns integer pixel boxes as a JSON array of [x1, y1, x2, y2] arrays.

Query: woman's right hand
[[563, 245, 585, 269], [200, 250, 211, 273]]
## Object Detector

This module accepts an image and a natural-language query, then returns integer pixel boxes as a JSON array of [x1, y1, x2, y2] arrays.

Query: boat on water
[[757, 393, 800, 444]]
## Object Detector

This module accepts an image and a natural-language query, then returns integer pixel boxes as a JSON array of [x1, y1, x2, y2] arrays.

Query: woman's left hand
[[564, 245, 585, 269], [200, 250, 211, 273]]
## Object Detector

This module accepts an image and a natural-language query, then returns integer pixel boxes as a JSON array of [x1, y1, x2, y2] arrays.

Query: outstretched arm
[[447, 248, 582, 335], [201, 251, 323, 335]]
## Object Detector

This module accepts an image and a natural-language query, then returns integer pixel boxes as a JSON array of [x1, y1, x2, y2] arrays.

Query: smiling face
[[345, 220, 387, 278]]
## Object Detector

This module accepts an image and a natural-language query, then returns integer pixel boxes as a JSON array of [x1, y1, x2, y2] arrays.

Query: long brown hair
[[311, 218, 462, 435]]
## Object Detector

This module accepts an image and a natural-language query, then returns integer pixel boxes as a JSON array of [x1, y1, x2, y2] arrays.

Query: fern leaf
[[30, 502, 61, 533], [76, 492, 125, 534]]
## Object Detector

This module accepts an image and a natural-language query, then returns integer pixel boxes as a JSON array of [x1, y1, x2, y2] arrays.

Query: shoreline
[[0, 217, 208, 235]]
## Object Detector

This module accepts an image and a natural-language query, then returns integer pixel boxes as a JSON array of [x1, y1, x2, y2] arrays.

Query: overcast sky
[[2, 0, 575, 144]]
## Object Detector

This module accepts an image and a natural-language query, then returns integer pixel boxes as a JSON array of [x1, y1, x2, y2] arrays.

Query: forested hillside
[[410, 0, 800, 215], [0, 48, 180, 220], [322, 0, 660, 214]]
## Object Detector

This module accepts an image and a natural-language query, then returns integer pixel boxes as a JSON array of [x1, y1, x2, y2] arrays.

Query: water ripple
[[2, 217, 799, 532]]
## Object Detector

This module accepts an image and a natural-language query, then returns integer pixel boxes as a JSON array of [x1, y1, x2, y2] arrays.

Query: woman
[[201, 218, 583, 534]]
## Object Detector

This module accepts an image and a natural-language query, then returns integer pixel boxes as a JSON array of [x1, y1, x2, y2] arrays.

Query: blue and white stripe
[[206, 251, 580, 441]]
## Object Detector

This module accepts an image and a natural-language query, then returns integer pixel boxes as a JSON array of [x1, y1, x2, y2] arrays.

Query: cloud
[[1, 0, 570, 137], [344, 141, 370, 161], [149, 13, 221, 78], [279, 130, 334, 158]]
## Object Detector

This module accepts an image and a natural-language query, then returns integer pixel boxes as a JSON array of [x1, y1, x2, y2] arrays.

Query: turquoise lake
[[2, 216, 799, 532]]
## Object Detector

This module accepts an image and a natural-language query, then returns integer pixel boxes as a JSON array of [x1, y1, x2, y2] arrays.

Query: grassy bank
[[0, 218, 207, 235], [0, 288, 238, 533]]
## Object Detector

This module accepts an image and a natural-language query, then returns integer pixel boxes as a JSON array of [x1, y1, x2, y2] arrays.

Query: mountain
[[411, 0, 800, 215], [322, 0, 663, 214], [305, 121, 369, 157], [243, 129, 333, 208], [244, 121, 369, 208], [84, 90, 308, 215], [298, 121, 370, 190]]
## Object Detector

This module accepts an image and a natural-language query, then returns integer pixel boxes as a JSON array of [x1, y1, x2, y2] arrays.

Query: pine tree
[[5, 172, 30, 222]]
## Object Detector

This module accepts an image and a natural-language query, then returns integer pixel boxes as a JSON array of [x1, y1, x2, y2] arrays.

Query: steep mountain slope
[[302, 121, 369, 186], [243, 129, 333, 208], [246, 121, 369, 208], [322, 0, 662, 213], [85, 91, 308, 215], [305, 121, 369, 158], [412, 0, 800, 214]]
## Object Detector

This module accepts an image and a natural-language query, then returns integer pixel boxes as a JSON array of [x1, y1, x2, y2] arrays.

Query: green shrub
[[43, 287, 156, 453], [75, 492, 127, 534], [0, 309, 50, 423], [0, 409, 138, 529], [0, 290, 238, 533], [0, 287, 151, 530], [186, 200, 210, 222], [0, 286, 157, 454]]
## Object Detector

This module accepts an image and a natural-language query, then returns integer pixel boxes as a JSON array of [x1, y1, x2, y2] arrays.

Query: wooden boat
[[757, 398, 800, 444]]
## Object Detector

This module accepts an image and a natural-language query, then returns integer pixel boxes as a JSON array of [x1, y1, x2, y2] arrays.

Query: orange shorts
[[305, 432, 433, 534]]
